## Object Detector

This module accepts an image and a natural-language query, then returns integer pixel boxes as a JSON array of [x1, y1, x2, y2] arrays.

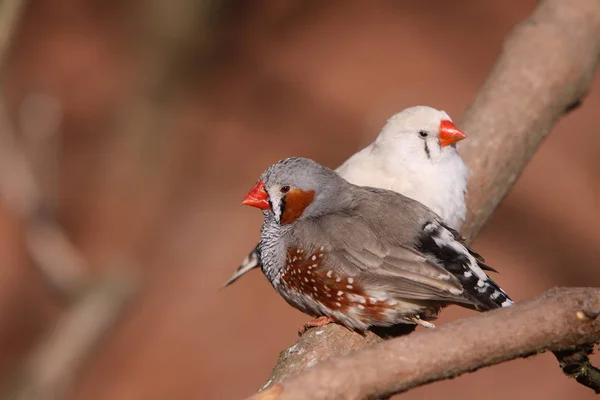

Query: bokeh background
[[0, 1, 598, 399]]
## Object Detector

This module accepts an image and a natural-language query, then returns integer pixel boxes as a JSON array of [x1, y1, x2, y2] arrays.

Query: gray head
[[242, 157, 349, 224], [373, 106, 467, 165]]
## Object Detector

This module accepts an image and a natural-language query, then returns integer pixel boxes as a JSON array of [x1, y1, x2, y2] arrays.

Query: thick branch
[[459, 0, 600, 241], [257, 0, 600, 393], [249, 288, 600, 400]]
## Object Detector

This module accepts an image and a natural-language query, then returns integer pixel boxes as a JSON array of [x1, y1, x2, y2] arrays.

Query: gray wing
[[327, 237, 475, 306], [292, 184, 508, 308], [293, 209, 475, 306]]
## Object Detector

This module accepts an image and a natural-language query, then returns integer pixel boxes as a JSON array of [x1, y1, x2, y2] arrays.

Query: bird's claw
[[298, 316, 334, 336]]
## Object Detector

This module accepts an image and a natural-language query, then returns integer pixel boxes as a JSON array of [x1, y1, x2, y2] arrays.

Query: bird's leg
[[406, 315, 436, 329], [298, 316, 334, 336]]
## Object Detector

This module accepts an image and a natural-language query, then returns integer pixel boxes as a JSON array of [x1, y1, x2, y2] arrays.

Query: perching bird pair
[[226, 106, 469, 286], [234, 106, 513, 332]]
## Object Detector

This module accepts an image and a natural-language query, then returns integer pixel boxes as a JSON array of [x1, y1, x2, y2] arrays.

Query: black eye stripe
[[279, 195, 286, 219]]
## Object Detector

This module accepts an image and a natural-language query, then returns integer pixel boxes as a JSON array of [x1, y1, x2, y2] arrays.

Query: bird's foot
[[298, 316, 334, 336], [407, 316, 436, 329]]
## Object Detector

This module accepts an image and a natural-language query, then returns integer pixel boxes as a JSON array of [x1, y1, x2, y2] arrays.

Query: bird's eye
[[419, 131, 428, 138], [280, 185, 290, 193]]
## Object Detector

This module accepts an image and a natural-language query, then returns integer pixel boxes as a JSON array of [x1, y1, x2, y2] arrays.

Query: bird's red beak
[[439, 120, 467, 147], [242, 180, 270, 210]]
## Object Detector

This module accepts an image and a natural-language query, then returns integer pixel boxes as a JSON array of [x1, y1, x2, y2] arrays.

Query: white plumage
[[337, 106, 469, 230]]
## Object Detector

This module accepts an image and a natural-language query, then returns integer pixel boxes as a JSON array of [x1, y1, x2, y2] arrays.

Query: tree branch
[[0, 58, 138, 400], [554, 344, 600, 394], [0, 0, 221, 397], [0, 0, 26, 71], [0, 270, 137, 400], [249, 287, 600, 400], [459, 0, 600, 242], [253, 0, 600, 396]]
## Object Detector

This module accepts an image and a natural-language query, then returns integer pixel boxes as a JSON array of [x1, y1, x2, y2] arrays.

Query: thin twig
[[554, 344, 600, 394], [0, 0, 26, 70], [0, 1, 223, 398], [0, 270, 138, 400], [0, 93, 89, 298]]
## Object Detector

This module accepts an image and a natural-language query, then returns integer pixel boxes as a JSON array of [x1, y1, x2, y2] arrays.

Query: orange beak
[[242, 180, 270, 210], [439, 120, 467, 147]]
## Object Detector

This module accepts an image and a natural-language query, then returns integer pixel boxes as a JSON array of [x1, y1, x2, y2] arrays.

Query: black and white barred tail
[[223, 247, 261, 287], [417, 221, 513, 310]]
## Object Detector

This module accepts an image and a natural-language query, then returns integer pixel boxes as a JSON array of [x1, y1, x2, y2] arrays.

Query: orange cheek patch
[[280, 189, 315, 224]]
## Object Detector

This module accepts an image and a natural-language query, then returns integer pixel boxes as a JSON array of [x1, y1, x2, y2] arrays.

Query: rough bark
[[254, 0, 600, 396], [250, 288, 600, 400], [554, 344, 600, 394], [459, 0, 600, 242]]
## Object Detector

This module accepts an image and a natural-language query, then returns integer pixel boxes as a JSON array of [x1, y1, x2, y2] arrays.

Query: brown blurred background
[[0, 0, 598, 399]]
